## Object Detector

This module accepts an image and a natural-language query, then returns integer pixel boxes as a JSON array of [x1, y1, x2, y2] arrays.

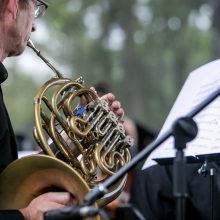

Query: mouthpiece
[[27, 39, 63, 78], [27, 39, 35, 50]]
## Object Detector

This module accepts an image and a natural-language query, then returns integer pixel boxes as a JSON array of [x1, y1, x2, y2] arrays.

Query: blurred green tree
[[3, 0, 217, 147], [41, 0, 215, 131]]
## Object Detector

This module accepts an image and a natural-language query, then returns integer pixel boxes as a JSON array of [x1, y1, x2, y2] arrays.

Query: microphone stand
[[44, 205, 99, 220], [172, 117, 198, 220], [84, 87, 220, 206], [44, 87, 220, 220]]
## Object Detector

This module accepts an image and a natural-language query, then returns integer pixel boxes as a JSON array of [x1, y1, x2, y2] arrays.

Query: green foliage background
[[3, 0, 219, 148]]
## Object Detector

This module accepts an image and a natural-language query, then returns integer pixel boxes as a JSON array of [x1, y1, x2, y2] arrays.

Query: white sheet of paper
[[142, 59, 220, 169]]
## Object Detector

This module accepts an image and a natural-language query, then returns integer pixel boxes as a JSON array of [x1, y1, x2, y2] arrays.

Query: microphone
[[172, 117, 198, 150], [44, 205, 99, 220]]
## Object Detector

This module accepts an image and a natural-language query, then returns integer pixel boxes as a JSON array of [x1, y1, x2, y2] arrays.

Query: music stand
[[44, 87, 220, 220]]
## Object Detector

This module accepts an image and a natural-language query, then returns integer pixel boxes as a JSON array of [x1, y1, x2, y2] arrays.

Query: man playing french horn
[[0, 0, 126, 219]]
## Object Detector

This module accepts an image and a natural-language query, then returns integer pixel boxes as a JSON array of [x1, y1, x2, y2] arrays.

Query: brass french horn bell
[[0, 40, 133, 217]]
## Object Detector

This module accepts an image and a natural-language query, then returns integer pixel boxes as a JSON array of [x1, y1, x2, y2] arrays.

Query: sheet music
[[142, 59, 220, 169]]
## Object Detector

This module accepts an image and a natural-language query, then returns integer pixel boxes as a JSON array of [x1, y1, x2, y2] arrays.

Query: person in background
[[0, 0, 124, 219], [130, 160, 220, 220], [95, 82, 156, 219]]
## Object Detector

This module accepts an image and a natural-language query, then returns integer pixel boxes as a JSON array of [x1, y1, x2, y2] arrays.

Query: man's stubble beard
[[7, 25, 25, 57]]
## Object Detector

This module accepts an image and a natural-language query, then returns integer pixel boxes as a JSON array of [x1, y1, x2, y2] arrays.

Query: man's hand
[[81, 87, 125, 122], [100, 93, 124, 122], [20, 192, 77, 220]]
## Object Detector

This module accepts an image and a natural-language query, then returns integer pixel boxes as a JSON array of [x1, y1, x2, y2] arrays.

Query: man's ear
[[3, 0, 19, 20]]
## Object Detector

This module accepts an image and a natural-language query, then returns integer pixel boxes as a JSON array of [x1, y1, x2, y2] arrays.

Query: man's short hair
[[0, 0, 29, 19], [0, 0, 29, 11]]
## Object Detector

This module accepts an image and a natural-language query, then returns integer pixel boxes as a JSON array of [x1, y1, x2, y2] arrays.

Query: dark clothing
[[0, 210, 25, 220], [130, 162, 220, 220], [0, 62, 25, 220]]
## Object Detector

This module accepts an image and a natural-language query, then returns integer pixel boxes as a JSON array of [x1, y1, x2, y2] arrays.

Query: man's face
[[8, 0, 36, 57]]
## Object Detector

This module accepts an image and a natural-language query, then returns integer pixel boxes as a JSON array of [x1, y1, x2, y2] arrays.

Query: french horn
[[0, 40, 133, 219]]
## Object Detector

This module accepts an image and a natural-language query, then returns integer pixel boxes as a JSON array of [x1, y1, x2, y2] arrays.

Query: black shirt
[[130, 162, 220, 220], [0, 62, 24, 220]]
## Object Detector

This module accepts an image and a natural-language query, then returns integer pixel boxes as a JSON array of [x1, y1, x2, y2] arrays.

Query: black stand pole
[[210, 168, 215, 220], [172, 117, 198, 220], [44, 87, 220, 220], [174, 148, 187, 220], [198, 160, 215, 220]]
